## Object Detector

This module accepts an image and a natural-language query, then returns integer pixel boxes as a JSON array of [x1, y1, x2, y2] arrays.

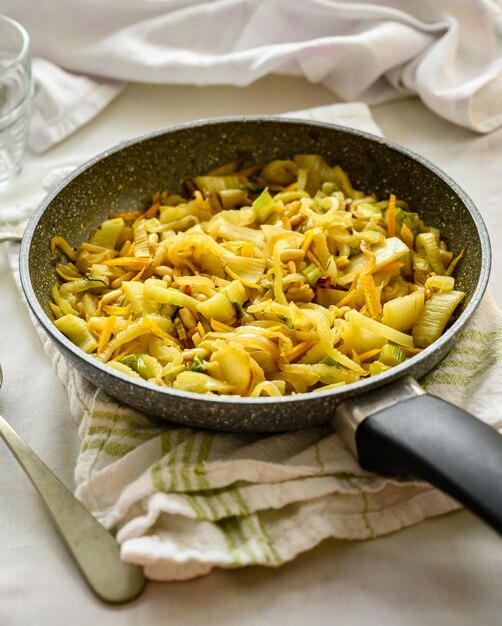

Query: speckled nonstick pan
[[20, 117, 502, 534]]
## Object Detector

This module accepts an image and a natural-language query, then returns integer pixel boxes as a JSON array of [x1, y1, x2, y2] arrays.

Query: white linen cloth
[[29, 59, 124, 154], [9, 0, 502, 154], [3, 103, 502, 582]]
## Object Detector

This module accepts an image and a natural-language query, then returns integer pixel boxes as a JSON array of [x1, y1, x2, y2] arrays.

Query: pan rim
[[19, 115, 492, 409]]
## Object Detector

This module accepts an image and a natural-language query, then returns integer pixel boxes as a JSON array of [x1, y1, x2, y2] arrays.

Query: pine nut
[[179, 307, 197, 330], [154, 265, 173, 277], [280, 248, 305, 263]]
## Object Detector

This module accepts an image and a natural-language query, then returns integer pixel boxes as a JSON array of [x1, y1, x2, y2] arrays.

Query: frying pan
[[19, 117, 502, 534]]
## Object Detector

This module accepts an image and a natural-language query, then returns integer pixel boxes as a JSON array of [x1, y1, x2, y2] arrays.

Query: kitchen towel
[[11, 0, 502, 152], [4, 103, 502, 581]]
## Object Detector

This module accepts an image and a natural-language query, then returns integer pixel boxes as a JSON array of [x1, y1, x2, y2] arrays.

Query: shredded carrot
[[358, 347, 382, 362], [361, 274, 382, 317], [387, 193, 396, 238], [97, 315, 117, 355]]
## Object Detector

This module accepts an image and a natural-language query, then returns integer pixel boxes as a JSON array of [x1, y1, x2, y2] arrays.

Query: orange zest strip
[[336, 288, 356, 308], [103, 257, 151, 269], [282, 340, 317, 363], [358, 347, 382, 362], [400, 222, 414, 249], [131, 266, 147, 282], [122, 241, 135, 257], [284, 181, 298, 192], [374, 261, 404, 274], [281, 216, 292, 230], [301, 229, 314, 252], [144, 201, 161, 219], [210, 319, 235, 333], [336, 270, 361, 308], [387, 193, 396, 238], [140, 317, 182, 346], [240, 241, 254, 258], [111, 339, 142, 362], [97, 315, 117, 355], [140, 317, 169, 339], [224, 265, 261, 290], [306, 250, 324, 270], [102, 305, 131, 316], [361, 274, 382, 318]]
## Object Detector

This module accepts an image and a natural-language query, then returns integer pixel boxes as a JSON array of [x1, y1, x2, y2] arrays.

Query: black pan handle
[[333, 376, 502, 535]]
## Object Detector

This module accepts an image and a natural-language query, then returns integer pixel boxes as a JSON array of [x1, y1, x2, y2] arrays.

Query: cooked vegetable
[[381, 290, 425, 332], [54, 315, 98, 353], [379, 342, 407, 366], [412, 290, 465, 348], [89, 218, 125, 250], [49, 155, 466, 397]]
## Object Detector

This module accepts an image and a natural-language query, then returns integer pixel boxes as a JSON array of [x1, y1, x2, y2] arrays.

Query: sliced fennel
[[49, 153, 466, 398]]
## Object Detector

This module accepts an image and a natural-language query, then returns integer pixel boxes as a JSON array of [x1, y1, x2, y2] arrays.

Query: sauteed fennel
[[48, 155, 465, 397]]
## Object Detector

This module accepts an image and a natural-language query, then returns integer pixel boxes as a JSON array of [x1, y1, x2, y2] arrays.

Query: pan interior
[[21, 118, 490, 431]]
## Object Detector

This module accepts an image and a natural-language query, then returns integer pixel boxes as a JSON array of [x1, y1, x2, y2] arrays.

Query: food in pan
[[49, 155, 465, 397]]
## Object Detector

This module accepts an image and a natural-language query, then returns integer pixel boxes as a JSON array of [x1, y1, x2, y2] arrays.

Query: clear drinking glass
[[0, 15, 32, 191]]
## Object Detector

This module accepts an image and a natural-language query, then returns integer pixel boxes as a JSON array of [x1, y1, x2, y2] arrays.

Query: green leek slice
[[412, 290, 465, 348]]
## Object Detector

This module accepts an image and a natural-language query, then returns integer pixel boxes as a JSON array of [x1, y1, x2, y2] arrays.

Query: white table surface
[[0, 76, 501, 625]]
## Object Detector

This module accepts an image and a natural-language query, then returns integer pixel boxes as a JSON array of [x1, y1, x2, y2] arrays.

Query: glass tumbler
[[0, 15, 32, 191]]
